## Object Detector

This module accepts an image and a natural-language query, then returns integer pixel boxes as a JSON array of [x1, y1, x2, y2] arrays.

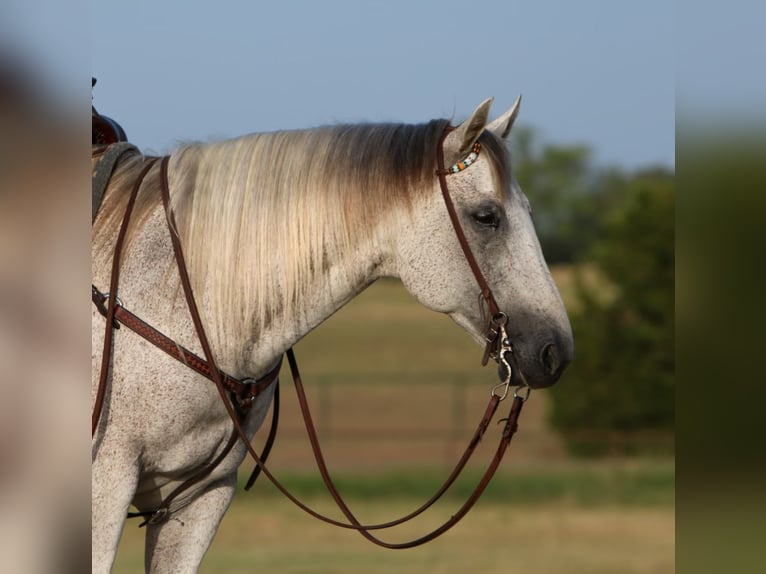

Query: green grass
[[115, 476, 675, 574], [239, 460, 674, 508]]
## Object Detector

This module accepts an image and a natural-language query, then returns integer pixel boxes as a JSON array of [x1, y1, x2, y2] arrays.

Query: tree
[[548, 169, 675, 455], [512, 127, 615, 263]]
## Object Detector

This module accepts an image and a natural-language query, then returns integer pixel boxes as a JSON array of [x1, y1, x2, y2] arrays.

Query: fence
[[248, 372, 566, 472]]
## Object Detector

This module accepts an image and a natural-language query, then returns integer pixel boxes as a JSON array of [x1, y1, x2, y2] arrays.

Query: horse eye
[[470, 207, 501, 229]]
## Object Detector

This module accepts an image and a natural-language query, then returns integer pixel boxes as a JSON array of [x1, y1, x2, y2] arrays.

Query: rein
[[92, 126, 528, 545]]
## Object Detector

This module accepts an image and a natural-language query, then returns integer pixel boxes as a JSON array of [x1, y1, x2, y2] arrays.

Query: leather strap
[[435, 128, 501, 320], [126, 383, 280, 526], [435, 127, 508, 365], [274, 348, 525, 548], [157, 156, 264, 461], [92, 154, 282, 523], [244, 379, 280, 489], [92, 157, 159, 436], [127, 424, 241, 526], [91, 286, 280, 402]]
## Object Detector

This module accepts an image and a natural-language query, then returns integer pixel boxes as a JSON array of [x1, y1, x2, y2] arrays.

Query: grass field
[[114, 461, 675, 573], [112, 267, 674, 572], [116, 497, 674, 574]]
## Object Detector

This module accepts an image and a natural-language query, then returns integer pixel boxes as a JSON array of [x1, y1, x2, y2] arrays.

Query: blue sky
[[8, 1, 765, 170], [87, 1, 675, 170]]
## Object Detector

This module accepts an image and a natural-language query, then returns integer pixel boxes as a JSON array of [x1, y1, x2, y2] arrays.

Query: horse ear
[[445, 97, 493, 162], [486, 95, 522, 140]]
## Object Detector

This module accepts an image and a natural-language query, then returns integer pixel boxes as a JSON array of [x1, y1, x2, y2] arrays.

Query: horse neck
[[245, 227, 394, 373], [173, 140, 405, 378]]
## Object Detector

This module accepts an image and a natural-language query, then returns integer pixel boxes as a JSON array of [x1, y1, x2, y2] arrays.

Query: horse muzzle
[[497, 329, 573, 390]]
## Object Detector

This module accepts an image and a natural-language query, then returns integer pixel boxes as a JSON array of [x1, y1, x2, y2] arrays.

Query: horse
[[92, 97, 573, 572]]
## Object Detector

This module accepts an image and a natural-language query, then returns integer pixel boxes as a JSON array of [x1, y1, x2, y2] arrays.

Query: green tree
[[512, 127, 618, 263], [549, 169, 675, 454]]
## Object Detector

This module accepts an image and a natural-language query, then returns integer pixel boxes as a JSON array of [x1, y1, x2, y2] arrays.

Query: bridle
[[92, 124, 529, 546], [435, 127, 515, 373]]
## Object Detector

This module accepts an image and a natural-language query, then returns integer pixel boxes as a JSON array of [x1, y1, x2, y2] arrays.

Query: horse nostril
[[541, 343, 561, 376]]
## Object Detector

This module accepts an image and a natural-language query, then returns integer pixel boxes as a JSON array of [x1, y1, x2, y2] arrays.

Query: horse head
[[395, 98, 573, 389]]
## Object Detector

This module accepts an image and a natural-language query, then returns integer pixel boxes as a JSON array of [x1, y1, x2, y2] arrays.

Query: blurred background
[[14, 0, 766, 572]]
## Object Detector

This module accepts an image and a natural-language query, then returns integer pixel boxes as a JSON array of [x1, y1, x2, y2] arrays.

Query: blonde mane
[[94, 119, 511, 359]]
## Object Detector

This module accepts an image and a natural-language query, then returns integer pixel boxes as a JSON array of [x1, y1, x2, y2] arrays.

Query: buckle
[[138, 507, 169, 528]]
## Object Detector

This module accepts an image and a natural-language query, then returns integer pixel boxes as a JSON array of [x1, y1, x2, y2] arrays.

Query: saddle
[[92, 77, 128, 146], [91, 77, 137, 222]]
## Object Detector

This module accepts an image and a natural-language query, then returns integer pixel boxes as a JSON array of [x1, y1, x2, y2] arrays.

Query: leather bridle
[[92, 124, 528, 545], [435, 126, 515, 371]]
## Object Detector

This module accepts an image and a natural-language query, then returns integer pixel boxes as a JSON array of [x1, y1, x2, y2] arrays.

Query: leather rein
[[92, 126, 528, 546]]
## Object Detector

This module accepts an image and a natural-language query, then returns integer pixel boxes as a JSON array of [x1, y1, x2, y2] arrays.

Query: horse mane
[[93, 119, 511, 357]]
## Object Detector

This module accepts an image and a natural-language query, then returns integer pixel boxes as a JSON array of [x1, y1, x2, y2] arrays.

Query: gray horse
[[92, 98, 573, 572]]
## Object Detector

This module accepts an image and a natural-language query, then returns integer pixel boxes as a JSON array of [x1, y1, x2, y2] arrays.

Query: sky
[[4, 1, 764, 170], [86, 0, 675, 170]]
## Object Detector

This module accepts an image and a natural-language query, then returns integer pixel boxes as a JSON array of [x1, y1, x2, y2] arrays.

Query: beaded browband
[[446, 141, 482, 174]]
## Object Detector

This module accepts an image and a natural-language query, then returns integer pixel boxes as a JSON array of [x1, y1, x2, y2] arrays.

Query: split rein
[[92, 128, 529, 548]]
